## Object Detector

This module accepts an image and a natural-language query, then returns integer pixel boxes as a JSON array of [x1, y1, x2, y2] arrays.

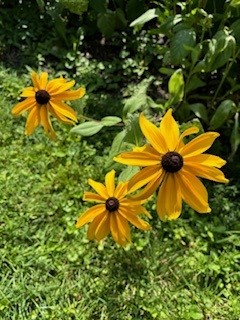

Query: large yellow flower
[[12, 71, 85, 139], [76, 170, 151, 246], [114, 109, 229, 221]]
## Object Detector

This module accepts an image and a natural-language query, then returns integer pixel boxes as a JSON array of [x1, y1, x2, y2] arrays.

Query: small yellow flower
[[12, 71, 85, 139], [114, 109, 229, 221], [76, 170, 151, 246]]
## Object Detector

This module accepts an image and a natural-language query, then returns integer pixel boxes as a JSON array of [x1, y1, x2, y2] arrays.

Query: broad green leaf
[[101, 116, 122, 126], [170, 29, 196, 65], [118, 166, 140, 182], [71, 121, 104, 136], [189, 103, 209, 123], [186, 74, 206, 93], [124, 114, 143, 146], [158, 15, 182, 35], [230, 0, 240, 7], [104, 130, 127, 170], [230, 19, 240, 43], [209, 100, 236, 130], [168, 69, 185, 104], [194, 29, 236, 73], [89, 0, 107, 12], [97, 11, 116, 38], [122, 79, 152, 118], [230, 112, 240, 158], [130, 9, 158, 27]]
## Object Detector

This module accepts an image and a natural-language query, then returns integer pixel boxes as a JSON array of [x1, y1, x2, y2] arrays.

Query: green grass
[[0, 66, 239, 320]]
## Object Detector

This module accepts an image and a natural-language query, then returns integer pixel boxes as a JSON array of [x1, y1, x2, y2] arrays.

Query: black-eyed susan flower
[[12, 71, 85, 139], [76, 170, 151, 246], [114, 109, 229, 221]]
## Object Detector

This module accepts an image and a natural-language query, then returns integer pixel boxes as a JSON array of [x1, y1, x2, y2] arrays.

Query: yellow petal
[[31, 72, 41, 90], [119, 207, 151, 230], [95, 214, 110, 241], [45, 78, 66, 93], [110, 213, 120, 244], [20, 87, 35, 98], [48, 104, 75, 125], [40, 105, 57, 140], [12, 98, 36, 115], [39, 72, 48, 89], [128, 165, 162, 193], [139, 113, 168, 154], [88, 179, 108, 199], [114, 150, 160, 166], [159, 109, 180, 150], [83, 192, 105, 202], [184, 154, 226, 168], [53, 87, 86, 100], [156, 174, 182, 221], [87, 211, 106, 240], [114, 181, 128, 199], [130, 173, 162, 201], [48, 80, 75, 95], [180, 132, 219, 157], [49, 100, 78, 123], [116, 214, 131, 243], [105, 170, 115, 197], [76, 204, 106, 228], [25, 107, 40, 135], [176, 126, 199, 151], [183, 163, 229, 183], [177, 170, 211, 213]]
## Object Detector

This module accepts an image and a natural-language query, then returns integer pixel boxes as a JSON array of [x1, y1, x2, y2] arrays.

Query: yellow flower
[[76, 170, 151, 246], [12, 71, 85, 139], [114, 109, 229, 221]]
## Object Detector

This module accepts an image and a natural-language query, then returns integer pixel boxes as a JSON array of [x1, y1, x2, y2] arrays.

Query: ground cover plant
[[0, 0, 240, 319]]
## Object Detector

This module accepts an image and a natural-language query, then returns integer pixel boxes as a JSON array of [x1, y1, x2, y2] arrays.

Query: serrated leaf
[[168, 69, 185, 104], [71, 121, 104, 136], [170, 29, 196, 65], [130, 9, 158, 27], [189, 103, 209, 123], [101, 116, 122, 126], [209, 100, 236, 130]]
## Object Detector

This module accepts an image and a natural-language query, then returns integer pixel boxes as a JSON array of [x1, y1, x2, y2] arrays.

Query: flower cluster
[[13, 72, 229, 247]]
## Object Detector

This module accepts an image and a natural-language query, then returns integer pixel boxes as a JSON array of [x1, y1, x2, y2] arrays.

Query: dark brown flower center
[[105, 197, 119, 212], [161, 151, 183, 173], [35, 90, 50, 105]]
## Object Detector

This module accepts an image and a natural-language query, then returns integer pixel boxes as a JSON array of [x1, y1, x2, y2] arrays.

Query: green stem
[[213, 47, 240, 102]]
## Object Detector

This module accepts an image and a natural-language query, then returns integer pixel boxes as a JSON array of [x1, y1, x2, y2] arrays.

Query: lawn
[[0, 1, 240, 319]]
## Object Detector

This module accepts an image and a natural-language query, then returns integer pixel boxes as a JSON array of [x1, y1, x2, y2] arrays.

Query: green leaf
[[230, 112, 240, 159], [89, 0, 107, 12], [168, 69, 185, 104], [170, 29, 196, 65], [194, 29, 236, 73], [104, 130, 127, 170], [209, 100, 236, 130], [230, 0, 240, 7], [118, 166, 140, 182], [97, 11, 116, 38], [59, 0, 89, 15], [101, 116, 122, 126], [122, 79, 152, 118], [186, 74, 206, 93], [130, 9, 158, 27], [125, 114, 143, 146], [71, 121, 104, 136], [189, 103, 209, 123]]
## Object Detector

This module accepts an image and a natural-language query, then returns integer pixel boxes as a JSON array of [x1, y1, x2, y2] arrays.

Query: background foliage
[[0, 0, 240, 319]]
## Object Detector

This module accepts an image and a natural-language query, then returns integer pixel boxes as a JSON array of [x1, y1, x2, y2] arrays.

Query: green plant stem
[[213, 47, 240, 102]]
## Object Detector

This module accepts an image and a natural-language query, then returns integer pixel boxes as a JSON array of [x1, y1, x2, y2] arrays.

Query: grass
[[0, 66, 240, 319]]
